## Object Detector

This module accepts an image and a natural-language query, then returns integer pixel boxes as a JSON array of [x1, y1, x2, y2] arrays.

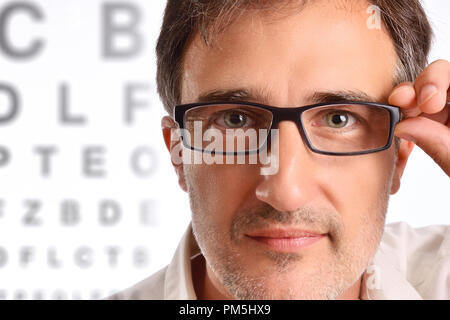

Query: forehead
[[181, 0, 398, 106]]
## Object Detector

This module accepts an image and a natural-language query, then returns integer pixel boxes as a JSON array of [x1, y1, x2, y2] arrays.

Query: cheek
[[185, 162, 261, 226], [315, 152, 395, 231]]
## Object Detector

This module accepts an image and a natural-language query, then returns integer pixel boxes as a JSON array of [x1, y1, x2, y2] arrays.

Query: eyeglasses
[[173, 101, 401, 156]]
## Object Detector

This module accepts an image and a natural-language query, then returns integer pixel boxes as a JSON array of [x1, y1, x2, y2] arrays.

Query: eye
[[214, 110, 255, 129], [324, 111, 356, 129]]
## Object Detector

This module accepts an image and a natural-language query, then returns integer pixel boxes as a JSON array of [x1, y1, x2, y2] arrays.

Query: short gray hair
[[156, 0, 432, 115]]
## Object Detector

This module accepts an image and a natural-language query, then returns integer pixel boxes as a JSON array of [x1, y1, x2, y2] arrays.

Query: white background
[[0, 0, 448, 299]]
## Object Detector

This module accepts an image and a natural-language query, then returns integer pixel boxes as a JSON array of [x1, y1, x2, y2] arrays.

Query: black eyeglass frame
[[173, 100, 401, 156]]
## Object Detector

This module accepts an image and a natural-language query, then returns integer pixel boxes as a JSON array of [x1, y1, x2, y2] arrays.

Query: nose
[[255, 120, 319, 212]]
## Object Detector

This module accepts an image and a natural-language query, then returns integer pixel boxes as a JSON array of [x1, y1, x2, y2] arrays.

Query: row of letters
[[0, 289, 117, 300], [0, 82, 156, 125], [0, 245, 151, 268], [0, 1, 148, 60], [0, 199, 161, 226], [0, 145, 159, 177]]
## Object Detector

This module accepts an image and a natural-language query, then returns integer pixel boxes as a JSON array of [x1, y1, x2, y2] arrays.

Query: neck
[[191, 254, 232, 300]]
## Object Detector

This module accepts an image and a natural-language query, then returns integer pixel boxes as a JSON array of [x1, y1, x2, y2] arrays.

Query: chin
[[230, 282, 343, 300], [221, 266, 349, 300]]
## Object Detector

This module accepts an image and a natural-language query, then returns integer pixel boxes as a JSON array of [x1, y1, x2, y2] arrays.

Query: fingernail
[[388, 85, 412, 103], [395, 132, 416, 144], [418, 84, 438, 106]]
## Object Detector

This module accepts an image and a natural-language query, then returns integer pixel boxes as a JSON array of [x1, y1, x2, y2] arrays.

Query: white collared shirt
[[109, 221, 450, 300]]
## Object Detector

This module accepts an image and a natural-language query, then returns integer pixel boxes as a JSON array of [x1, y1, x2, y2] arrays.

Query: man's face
[[173, 1, 410, 299]]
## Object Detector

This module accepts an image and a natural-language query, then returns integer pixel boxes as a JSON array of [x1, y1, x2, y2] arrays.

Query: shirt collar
[[360, 241, 423, 300], [164, 223, 199, 299]]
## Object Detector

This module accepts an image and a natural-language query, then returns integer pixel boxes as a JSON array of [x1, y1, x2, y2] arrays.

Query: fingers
[[413, 59, 450, 114], [395, 116, 450, 176], [389, 59, 450, 119], [388, 82, 420, 117], [390, 60, 450, 177]]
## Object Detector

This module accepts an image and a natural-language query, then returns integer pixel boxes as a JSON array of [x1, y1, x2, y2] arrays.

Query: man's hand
[[388, 59, 450, 176]]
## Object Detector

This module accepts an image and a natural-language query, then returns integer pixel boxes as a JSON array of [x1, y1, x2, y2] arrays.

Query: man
[[111, 0, 450, 299]]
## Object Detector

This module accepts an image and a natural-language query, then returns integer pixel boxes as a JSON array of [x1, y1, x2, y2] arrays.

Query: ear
[[390, 139, 415, 195], [161, 116, 188, 192]]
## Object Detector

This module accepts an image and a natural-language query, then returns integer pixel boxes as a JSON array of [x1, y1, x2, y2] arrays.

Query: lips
[[246, 228, 324, 238], [245, 228, 326, 252]]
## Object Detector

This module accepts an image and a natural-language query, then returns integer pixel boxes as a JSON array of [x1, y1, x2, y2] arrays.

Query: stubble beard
[[189, 165, 394, 300]]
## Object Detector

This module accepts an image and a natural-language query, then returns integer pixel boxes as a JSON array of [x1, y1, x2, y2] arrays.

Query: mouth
[[245, 228, 327, 253]]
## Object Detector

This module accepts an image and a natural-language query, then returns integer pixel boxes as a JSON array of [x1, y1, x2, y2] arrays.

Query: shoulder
[[382, 221, 450, 257], [379, 222, 450, 299], [105, 266, 168, 300]]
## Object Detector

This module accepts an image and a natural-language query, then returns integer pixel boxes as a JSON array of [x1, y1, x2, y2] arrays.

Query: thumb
[[395, 116, 450, 176]]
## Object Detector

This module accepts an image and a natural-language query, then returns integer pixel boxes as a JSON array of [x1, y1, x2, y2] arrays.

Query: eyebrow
[[197, 88, 386, 105]]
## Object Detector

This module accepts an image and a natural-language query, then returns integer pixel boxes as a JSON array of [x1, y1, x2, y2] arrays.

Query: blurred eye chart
[[0, 0, 449, 300]]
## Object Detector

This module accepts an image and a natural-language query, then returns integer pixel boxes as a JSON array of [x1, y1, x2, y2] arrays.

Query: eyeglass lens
[[182, 104, 391, 154]]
